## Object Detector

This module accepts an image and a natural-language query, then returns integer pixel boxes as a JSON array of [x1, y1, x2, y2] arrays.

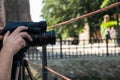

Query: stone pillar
[[0, 0, 6, 27], [5, 0, 31, 22], [79, 23, 90, 44]]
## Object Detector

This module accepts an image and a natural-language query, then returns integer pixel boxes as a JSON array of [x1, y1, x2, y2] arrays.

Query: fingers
[[3, 26, 33, 47], [12, 26, 28, 35], [10, 26, 33, 41], [19, 32, 33, 41]]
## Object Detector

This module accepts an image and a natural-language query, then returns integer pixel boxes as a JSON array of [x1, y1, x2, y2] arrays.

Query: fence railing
[[25, 38, 120, 60]]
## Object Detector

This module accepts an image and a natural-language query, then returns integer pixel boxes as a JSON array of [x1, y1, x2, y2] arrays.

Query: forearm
[[0, 48, 14, 80]]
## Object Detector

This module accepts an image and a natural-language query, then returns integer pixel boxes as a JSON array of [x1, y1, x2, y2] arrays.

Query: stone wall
[[79, 23, 90, 44]]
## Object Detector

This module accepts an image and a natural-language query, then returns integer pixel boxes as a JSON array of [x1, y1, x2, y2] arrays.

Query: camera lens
[[30, 30, 56, 46]]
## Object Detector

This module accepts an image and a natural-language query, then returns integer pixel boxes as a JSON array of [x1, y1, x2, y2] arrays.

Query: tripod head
[[13, 46, 29, 61]]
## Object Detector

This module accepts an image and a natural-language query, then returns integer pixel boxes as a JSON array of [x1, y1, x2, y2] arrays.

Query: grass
[[29, 56, 120, 80]]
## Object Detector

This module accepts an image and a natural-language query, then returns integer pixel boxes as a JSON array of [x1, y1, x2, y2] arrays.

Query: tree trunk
[[5, 0, 31, 22]]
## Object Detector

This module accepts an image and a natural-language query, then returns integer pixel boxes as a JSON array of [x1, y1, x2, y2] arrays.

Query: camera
[[0, 21, 56, 47]]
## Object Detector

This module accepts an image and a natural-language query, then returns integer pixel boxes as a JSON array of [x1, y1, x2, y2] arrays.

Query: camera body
[[0, 21, 56, 47]]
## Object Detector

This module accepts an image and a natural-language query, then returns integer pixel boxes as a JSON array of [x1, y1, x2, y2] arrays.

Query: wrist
[[0, 47, 15, 57]]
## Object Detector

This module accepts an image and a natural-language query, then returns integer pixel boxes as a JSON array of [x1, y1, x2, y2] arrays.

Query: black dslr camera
[[0, 21, 56, 59], [0, 21, 56, 46]]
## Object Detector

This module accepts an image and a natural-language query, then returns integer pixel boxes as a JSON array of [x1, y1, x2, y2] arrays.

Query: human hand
[[2, 26, 33, 55]]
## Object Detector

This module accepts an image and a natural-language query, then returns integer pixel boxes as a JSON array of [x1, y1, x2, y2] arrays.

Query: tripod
[[11, 51, 34, 80]]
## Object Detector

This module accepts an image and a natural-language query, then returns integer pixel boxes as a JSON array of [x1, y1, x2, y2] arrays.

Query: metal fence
[[25, 38, 120, 60]]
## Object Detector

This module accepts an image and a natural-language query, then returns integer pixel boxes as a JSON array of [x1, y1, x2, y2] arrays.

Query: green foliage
[[100, 0, 116, 8]]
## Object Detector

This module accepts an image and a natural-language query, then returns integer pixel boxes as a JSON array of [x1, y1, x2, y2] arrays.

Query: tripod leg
[[12, 58, 34, 80], [15, 67, 20, 80], [12, 61, 21, 80], [20, 61, 26, 80], [14, 61, 25, 80], [24, 60, 34, 80]]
